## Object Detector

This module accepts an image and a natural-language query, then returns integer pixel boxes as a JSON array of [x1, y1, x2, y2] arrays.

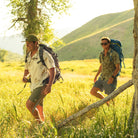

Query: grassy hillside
[[57, 9, 134, 61], [5, 51, 23, 62]]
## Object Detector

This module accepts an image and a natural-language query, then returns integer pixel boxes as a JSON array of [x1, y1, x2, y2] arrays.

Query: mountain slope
[[57, 9, 134, 61], [62, 9, 134, 44], [5, 51, 23, 61], [0, 34, 24, 55]]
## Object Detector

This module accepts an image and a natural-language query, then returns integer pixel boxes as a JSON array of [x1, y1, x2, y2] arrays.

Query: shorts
[[28, 77, 49, 105], [93, 77, 117, 95], [29, 86, 45, 106]]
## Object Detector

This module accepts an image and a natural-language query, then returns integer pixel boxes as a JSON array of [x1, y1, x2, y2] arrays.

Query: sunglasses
[[101, 43, 108, 46]]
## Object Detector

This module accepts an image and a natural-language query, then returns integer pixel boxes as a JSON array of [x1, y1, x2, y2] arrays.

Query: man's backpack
[[110, 39, 125, 76], [25, 44, 63, 84]]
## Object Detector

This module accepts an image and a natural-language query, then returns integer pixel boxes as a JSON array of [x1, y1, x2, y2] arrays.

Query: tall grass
[[0, 59, 134, 137]]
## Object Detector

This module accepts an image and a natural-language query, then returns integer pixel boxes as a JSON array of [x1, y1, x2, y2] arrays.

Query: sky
[[0, 0, 134, 38]]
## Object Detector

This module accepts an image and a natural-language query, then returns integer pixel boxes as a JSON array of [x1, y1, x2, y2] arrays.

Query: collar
[[101, 48, 112, 55], [28, 47, 40, 58]]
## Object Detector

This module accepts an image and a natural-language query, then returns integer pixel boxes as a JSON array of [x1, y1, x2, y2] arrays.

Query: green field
[[0, 58, 134, 137]]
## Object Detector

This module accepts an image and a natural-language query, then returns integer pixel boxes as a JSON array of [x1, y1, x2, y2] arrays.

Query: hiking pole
[[17, 83, 27, 95], [17, 74, 31, 95], [60, 76, 64, 83]]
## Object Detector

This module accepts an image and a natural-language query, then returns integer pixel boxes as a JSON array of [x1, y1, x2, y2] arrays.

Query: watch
[[112, 75, 115, 79]]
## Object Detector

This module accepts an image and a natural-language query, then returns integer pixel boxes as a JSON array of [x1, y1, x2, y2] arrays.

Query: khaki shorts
[[29, 86, 45, 106], [93, 77, 117, 95]]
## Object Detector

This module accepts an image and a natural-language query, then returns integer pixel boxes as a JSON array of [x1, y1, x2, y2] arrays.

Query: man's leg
[[90, 87, 109, 105], [104, 78, 117, 106], [36, 105, 45, 122], [26, 86, 46, 123], [26, 100, 43, 123], [36, 100, 45, 122], [90, 87, 104, 99]]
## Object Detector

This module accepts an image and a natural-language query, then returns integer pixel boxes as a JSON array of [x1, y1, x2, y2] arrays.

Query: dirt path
[[62, 73, 92, 79], [62, 73, 131, 81]]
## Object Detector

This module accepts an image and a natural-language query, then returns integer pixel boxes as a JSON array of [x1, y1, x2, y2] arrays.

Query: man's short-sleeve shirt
[[25, 47, 55, 91], [99, 48, 120, 80]]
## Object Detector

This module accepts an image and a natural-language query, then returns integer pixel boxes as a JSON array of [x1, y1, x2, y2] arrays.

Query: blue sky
[[0, 0, 134, 37]]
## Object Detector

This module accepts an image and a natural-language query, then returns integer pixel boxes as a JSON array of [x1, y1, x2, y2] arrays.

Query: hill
[[57, 9, 134, 61], [5, 51, 23, 62], [0, 49, 23, 62], [0, 34, 24, 55]]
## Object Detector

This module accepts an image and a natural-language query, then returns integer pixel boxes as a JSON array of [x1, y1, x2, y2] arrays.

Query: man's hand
[[23, 70, 30, 83], [23, 76, 29, 83], [107, 77, 114, 84], [41, 84, 52, 95]]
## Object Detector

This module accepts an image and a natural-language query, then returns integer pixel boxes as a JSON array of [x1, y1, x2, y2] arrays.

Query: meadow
[[0, 58, 134, 138]]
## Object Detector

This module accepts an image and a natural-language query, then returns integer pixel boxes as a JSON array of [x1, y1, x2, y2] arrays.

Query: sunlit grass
[[0, 59, 134, 137], [60, 58, 133, 77]]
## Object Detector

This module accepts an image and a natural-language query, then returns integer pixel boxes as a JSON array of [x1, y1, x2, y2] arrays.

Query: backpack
[[110, 39, 125, 76], [25, 44, 63, 84]]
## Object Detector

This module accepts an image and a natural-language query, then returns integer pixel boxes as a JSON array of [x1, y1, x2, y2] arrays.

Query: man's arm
[[94, 64, 102, 83], [107, 63, 120, 84], [48, 67, 56, 86], [42, 67, 56, 95], [112, 63, 120, 78]]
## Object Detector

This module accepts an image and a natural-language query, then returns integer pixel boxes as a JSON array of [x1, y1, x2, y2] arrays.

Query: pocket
[[113, 78, 117, 86]]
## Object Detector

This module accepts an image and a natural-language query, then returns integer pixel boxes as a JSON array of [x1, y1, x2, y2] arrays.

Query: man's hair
[[101, 37, 111, 43]]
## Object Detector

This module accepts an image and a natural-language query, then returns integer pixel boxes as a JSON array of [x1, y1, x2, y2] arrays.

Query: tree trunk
[[128, 92, 135, 128], [58, 80, 133, 129], [133, 0, 138, 137], [25, 0, 38, 36]]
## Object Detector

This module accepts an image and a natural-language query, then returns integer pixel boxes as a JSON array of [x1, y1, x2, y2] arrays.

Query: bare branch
[[8, 18, 27, 30]]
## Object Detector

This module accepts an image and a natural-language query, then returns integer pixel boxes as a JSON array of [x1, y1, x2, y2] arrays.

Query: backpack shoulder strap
[[25, 52, 30, 63], [38, 45, 48, 69], [109, 49, 113, 61]]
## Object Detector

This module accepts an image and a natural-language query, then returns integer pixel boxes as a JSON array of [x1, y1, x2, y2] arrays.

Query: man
[[23, 34, 56, 124], [90, 37, 120, 105]]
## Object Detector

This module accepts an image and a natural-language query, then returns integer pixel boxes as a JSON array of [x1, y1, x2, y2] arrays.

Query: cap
[[25, 34, 39, 42], [101, 37, 111, 43]]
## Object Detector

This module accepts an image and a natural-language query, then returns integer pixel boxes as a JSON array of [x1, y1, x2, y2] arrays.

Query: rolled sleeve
[[25, 63, 28, 70], [43, 51, 55, 69]]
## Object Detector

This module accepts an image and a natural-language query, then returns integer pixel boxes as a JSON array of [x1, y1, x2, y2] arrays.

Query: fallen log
[[58, 80, 133, 129]]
